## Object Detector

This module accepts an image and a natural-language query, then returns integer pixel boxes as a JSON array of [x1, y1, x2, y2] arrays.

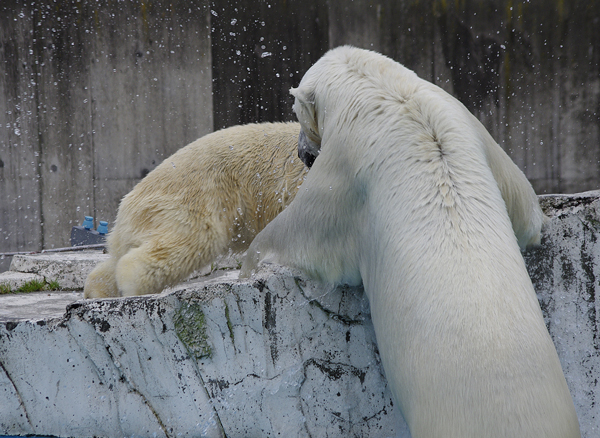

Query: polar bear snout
[[298, 129, 320, 168]]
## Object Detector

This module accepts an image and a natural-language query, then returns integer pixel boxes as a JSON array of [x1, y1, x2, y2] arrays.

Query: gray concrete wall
[[0, 0, 213, 269], [1, 0, 599, 265], [209, 0, 329, 130]]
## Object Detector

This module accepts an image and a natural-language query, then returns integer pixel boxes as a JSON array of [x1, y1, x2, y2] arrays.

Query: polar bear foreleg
[[241, 163, 363, 286], [482, 136, 548, 248]]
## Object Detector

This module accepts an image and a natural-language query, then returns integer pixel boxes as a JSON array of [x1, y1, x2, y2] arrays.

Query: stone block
[[0, 268, 405, 437], [9, 250, 109, 290], [0, 271, 45, 291]]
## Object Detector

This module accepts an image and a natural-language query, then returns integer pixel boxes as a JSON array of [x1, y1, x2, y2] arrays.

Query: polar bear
[[84, 122, 306, 298], [241, 47, 580, 437]]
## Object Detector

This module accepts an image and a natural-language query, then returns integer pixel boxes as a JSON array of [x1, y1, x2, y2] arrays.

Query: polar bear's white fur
[[241, 47, 580, 437], [84, 122, 306, 298]]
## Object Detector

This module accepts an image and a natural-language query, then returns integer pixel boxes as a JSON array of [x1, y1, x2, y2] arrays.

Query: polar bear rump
[[84, 122, 306, 298]]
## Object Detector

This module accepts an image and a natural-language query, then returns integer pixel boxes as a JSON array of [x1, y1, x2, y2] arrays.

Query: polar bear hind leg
[[84, 258, 119, 298], [115, 225, 228, 296], [114, 245, 165, 296]]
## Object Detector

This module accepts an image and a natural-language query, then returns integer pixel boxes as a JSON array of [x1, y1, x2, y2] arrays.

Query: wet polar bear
[[84, 122, 306, 298], [241, 47, 580, 437]]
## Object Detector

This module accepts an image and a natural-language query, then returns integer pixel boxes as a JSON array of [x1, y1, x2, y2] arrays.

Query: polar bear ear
[[290, 86, 315, 106], [290, 86, 320, 142]]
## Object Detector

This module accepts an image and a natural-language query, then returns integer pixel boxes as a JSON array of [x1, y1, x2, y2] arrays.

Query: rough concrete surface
[[0, 192, 599, 437], [524, 191, 600, 438], [0, 291, 82, 322], [0, 271, 46, 291], [0, 268, 405, 437], [7, 251, 109, 290]]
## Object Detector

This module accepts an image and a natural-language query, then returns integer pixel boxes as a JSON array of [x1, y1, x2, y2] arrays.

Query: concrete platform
[[4, 250, 109, 290], [0, 250, 102, 321], [0, 271, 45, 291], [0, 291, 83, 322], [0, 260, 239, 323], [0, 266, 407, 438], [0, 192, 599, 437]]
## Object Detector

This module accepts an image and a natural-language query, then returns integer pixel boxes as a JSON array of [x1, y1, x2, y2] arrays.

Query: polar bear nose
[[298, 130, 319, 168], [299, 149, 317, 168]]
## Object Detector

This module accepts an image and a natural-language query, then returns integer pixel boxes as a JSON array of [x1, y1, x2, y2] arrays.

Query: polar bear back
[[293, 46, 546, 249], [109, 122, 305, 260]]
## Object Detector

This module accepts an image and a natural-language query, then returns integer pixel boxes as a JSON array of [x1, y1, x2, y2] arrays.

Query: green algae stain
[[174, 302, 212, 360]]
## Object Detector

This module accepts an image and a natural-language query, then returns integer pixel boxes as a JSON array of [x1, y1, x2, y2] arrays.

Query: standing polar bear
[[241, 47, 580, 437], [84, 122, 306, 298]]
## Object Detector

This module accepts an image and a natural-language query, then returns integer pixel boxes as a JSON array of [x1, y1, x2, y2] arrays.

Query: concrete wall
[[1, 0, 599, 264], [212, 0, 600, 194], [0, 0, 213, 269], [210, 0, 328, 129]]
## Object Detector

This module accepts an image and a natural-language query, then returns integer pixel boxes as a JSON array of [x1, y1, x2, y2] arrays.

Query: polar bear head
[[297, 130, 319, 168], [290, 46, 421, 169], [291, 87, 321, 168], [290, 50, 346, 168]]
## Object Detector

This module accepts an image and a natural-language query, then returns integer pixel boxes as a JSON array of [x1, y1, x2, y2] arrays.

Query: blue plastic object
[[71, 216, 107, 247], [97, 221, 109, 235], [82, 216, 94, 230]]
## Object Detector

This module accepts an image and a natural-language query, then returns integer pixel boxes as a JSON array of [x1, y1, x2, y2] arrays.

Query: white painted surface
[[0, 269, 405, 437]]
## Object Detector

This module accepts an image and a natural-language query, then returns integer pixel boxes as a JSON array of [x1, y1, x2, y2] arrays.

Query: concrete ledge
[[7, 250, 109, 290], [0, 269, 405, 437], [1, 192, 599, 437], [0, 271, 45, 291], [0, 291, 82, 322]]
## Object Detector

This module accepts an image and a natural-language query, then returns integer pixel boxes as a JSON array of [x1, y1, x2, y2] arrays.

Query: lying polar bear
[[241, 47, 580, 438], [84, 122, 306, 298]]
